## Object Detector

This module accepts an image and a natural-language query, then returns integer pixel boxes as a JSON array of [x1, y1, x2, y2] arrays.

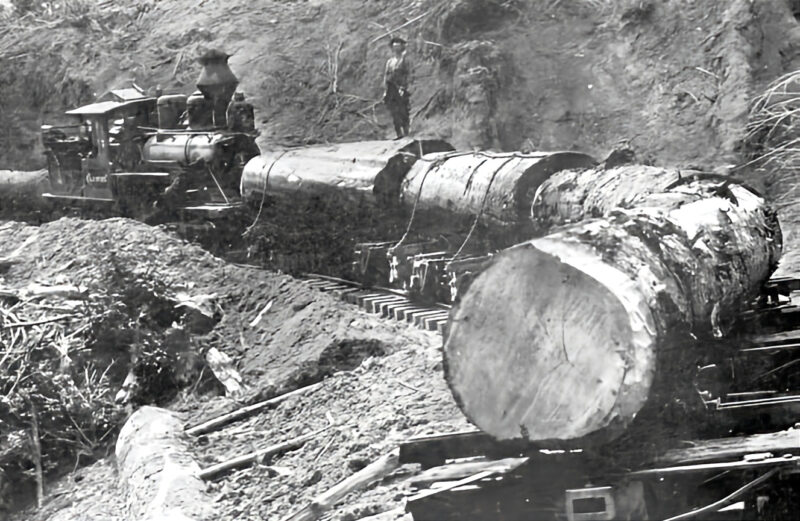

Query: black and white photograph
[[0, 0, 799, 519]]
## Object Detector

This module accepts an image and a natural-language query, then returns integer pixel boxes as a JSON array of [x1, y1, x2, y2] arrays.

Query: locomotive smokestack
[[196, 49, 239, 127]]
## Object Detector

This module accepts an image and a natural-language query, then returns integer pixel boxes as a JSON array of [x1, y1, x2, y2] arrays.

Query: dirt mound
[[0, 216, 420, 389], [3, 1, 800, 170], [194, 326, 465, 521], [1, 216, 461, 518]]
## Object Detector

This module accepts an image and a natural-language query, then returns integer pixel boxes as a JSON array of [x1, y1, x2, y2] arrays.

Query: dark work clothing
[[385, 53, 410, 91], [384, 84, 410, 137], [384, 53, 411, 138]]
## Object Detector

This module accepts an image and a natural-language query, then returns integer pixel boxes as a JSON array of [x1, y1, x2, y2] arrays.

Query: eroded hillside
[[2, 0, 800, 170]]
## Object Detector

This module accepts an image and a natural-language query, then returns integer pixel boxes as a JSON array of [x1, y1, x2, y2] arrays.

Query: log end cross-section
[[444, 175, 782, 444], [443, 238, 657, 442]]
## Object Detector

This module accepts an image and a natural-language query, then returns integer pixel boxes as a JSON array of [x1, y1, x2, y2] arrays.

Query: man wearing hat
[[383, 35, 412, 139]]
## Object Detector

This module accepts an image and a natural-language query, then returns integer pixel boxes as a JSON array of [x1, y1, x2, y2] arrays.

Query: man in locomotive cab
[[112, 115, 143, 171], [226, 92, 256, 132]]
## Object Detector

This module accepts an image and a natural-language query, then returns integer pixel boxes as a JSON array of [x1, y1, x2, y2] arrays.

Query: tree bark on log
[[401, 151, 596, 226], [444, 175, 782, 444], [531, 165, 683, 227], [240, 139, 453, 207], [116, 406, 214, 521]]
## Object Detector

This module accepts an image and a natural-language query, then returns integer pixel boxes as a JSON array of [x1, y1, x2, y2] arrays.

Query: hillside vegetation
[[1, 0, 800, 170]]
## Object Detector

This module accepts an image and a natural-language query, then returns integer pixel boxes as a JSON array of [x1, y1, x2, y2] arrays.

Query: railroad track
[[299, 273, 451, 334]]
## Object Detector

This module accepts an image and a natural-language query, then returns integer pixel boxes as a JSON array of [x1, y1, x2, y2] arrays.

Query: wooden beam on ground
[[198, 426, 328, 480], [185, 382, 322, 436], [657, 427, 800, 466], [411, 457, 528, 487], [281, 449, 400, 521]]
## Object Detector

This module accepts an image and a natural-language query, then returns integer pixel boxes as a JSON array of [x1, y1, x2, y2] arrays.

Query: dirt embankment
[[2, 0, 800, 171], [1, 217, 464, 519]]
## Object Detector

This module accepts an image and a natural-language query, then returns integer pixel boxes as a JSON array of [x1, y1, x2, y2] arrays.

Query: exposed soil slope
[[1, 217, 463, 519], [2, 0, 800, 170]]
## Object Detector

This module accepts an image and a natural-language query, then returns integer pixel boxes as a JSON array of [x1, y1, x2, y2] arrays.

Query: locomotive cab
[[42, 97, 159, 202], [40, 49, 261, 219]]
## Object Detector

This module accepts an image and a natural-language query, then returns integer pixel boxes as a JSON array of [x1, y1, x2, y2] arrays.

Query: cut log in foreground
[[116, 406, 213, 521], [444, 174, 782, 443]]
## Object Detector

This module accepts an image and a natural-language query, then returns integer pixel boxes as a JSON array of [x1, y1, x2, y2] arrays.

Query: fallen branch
[[695, 66, 719, 80], [172, 49, 183, 78], [198, 426, 329, 480], [0, 256, 19, 271], [679, 88, 700, 103], [395, 379, 423, 394], [369, 11, 430, 44], [185, 382, 323, 436], [354, 507, 406, 521], [281, 449, 400, 521], [248, 299, 274, 327], [313, 434, 336, 464], [28, 398, 44, 508], [2, 314, 73, 329], [0, 284, 88, 301]]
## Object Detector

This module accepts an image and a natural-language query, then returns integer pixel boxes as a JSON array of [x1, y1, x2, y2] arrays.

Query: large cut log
[[531, 165, 684, 226], [401, 151, 596, 226], [444, 174, 782, 443], [240, 139, 453, 207], [393, 151, 597, 261], [116, 406, 214, 520], [238, 139, 453, 276]]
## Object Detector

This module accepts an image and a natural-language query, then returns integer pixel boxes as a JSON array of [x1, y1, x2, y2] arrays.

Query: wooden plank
[[392, 305, 419, 321], [657, 428, 800, 466], [399, 430, 532, 468], [185, 382, 322, 436], [421, 312, 449, 330], [281, 450, 400, 521], [379, 298, 409, 317], [356, 293, 386, 307], [632, 454, 800, 477], [365, 295, 405, 314], [410, 457, 528, 488], [412, 310, 446, 327]]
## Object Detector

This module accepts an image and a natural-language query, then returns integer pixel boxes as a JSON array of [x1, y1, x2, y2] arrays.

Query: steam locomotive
[[39, 48, 599, 305], [40, 49, 260, 220]]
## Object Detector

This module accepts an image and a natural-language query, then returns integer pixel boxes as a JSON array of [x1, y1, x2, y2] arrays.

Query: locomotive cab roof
[[65, 97, 156, 117]]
